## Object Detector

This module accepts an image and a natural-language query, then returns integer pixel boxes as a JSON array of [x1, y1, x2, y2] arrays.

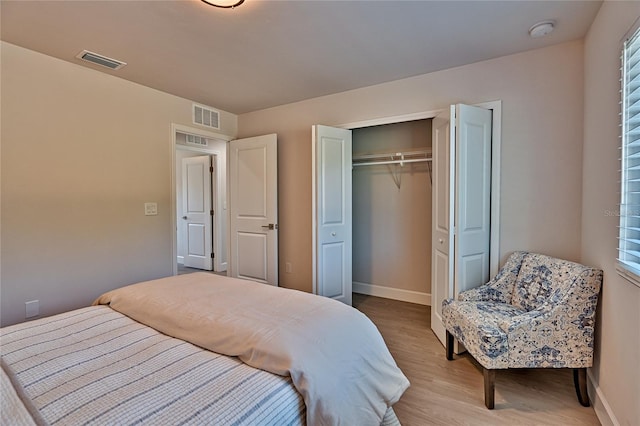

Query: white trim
[[615, 261, 640, 288], [173, 123, 231, 142], [353, 281, 431, 306], [336, 109, 443, 130], [311, 127, 318, 295], [170, 123, 233, 276], [587, 369, 620, 426]]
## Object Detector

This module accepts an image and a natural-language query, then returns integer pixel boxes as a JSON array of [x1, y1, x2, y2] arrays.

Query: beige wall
[[239, 40, 585, 294], [0, 42, 237, 326], [582, 2, 640, 425], [352, 120, 432, 297]]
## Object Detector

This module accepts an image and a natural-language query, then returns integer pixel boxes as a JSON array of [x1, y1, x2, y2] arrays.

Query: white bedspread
[[94, 273, 409, 426]]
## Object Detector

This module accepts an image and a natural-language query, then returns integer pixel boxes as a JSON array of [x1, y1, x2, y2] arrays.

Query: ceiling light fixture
[[528, 20, 555, 38], [201, 0, 244, 8]]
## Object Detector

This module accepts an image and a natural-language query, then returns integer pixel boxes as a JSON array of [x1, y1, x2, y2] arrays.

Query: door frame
[[170, 123, 231, 276], [337, 100, 502, 294]]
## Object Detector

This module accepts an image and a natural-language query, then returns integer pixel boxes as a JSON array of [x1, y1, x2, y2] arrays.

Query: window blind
[[618, 26, 640, 279]]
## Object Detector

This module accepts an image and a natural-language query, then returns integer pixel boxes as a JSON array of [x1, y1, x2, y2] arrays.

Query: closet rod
[[352, 158, 432, 167], [352, 149, 430, 162]]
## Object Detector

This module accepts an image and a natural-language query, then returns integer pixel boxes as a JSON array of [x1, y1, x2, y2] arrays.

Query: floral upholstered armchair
[[441, 251, 603, 409]]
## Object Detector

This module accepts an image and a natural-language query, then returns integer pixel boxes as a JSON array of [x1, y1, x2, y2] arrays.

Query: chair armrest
[[458, 251, 528, 303]]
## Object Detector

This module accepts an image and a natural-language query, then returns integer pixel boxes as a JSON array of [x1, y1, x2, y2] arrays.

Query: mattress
[[1, 273, 408, 425], [1, 306, 305, 425]]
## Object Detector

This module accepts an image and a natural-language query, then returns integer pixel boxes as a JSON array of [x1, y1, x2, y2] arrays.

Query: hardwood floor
[[352, 294, 600, 426], [177, 264, 227, 276]]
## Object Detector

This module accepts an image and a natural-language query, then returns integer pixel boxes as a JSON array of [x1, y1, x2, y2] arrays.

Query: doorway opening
[[340, 100, 501, 276], [171, 124, 230, 276], [351, 119, 433, 305]]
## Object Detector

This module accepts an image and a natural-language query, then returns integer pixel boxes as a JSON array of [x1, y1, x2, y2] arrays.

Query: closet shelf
[[352, 149, 432, 189], [352, 149, 432, 167]]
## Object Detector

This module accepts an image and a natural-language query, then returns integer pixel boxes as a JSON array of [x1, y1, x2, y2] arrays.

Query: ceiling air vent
[[76, 50, 127, 70], [186, 134, 208, 147], [193, 104, 220, 130]]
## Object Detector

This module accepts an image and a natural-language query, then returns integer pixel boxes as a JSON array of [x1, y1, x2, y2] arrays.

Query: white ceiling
[[1, 0, 602, 115]]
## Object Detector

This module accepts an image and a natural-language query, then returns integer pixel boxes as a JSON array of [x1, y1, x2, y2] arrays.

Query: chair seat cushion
[[442, 300, 526, 369]]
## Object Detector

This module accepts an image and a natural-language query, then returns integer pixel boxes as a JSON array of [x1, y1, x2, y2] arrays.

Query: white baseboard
[[177, 256, 184, 264], [587, 369, 620, 426], [353, 281, 431, 305]]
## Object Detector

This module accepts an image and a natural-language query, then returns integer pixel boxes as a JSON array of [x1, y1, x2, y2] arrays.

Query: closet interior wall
[[352, 119, 432, 302]]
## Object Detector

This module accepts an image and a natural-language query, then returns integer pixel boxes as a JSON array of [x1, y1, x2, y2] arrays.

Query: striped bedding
[[1, 306, 306, 425], [1, 304, 403, 426]]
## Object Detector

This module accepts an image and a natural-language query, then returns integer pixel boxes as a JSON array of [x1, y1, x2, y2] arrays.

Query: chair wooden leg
[[573, 368, 590, 407], [445, 330, 454, 360], [483, 368, 495, 409]]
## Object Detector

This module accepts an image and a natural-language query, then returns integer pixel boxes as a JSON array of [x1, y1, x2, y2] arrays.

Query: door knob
[[182, 216, 188, 220], [331, 232, 337, 237], [439, 238, 444, 244], [261, 224, 278, 230]]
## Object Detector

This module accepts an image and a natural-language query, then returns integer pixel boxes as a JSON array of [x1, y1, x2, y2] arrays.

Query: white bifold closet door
[[431, 104, 492, 349], [312, 125, 353, 305]]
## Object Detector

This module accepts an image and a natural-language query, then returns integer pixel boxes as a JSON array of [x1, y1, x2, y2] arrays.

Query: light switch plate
[[144, 202, 158, 216]]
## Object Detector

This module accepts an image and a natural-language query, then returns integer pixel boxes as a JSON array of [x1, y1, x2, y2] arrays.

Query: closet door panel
[[430, 106, 455, 346], [312, 125, 353, 306], [454, 104, 492, 294], [431, 103, 492, 349]]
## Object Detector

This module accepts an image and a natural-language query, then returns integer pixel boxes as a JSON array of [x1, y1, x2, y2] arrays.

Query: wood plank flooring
[[352, 294, 600, 426]]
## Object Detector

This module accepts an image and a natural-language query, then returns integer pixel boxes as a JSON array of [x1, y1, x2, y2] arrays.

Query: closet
[[351, 120, 433, 304], [312, 102, 500, 350]]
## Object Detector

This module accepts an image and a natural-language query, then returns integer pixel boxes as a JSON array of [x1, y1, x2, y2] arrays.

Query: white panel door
[[431, 104, 492, 347], [454, 104, 492, 294], [229, 134, 278, 286], [182, 155, 213, 270], [430, 106, 455, 345], [312, 125, 352, 305]]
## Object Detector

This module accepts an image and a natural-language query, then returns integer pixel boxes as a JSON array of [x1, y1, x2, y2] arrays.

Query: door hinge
[[210, 166, 214, 173], [210, 210, 214, 215], [211, 252, 215, 258]]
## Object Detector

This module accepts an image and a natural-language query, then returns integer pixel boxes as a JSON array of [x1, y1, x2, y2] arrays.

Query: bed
[[1, 273, 409, 425]]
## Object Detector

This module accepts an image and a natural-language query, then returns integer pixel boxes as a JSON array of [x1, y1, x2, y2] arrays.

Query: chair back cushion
[[510, 253, 579, 311]]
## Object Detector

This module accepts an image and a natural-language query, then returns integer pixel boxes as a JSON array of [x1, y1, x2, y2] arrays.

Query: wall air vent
[[193, 104, 220, 130], [76, 50, 127, 70], [186, 134, 208, 147]]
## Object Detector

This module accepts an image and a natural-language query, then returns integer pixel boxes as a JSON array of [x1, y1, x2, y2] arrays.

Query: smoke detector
[[529, 20, 555, 38]]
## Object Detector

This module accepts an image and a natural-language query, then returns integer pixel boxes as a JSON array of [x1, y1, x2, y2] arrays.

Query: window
[[617, 26, 640, 287]]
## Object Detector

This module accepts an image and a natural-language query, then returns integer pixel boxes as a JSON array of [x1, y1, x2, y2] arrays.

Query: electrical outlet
[[285, 262, 292, 273], [25, 300, 39, 318], [144, 202, 158, 216]]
